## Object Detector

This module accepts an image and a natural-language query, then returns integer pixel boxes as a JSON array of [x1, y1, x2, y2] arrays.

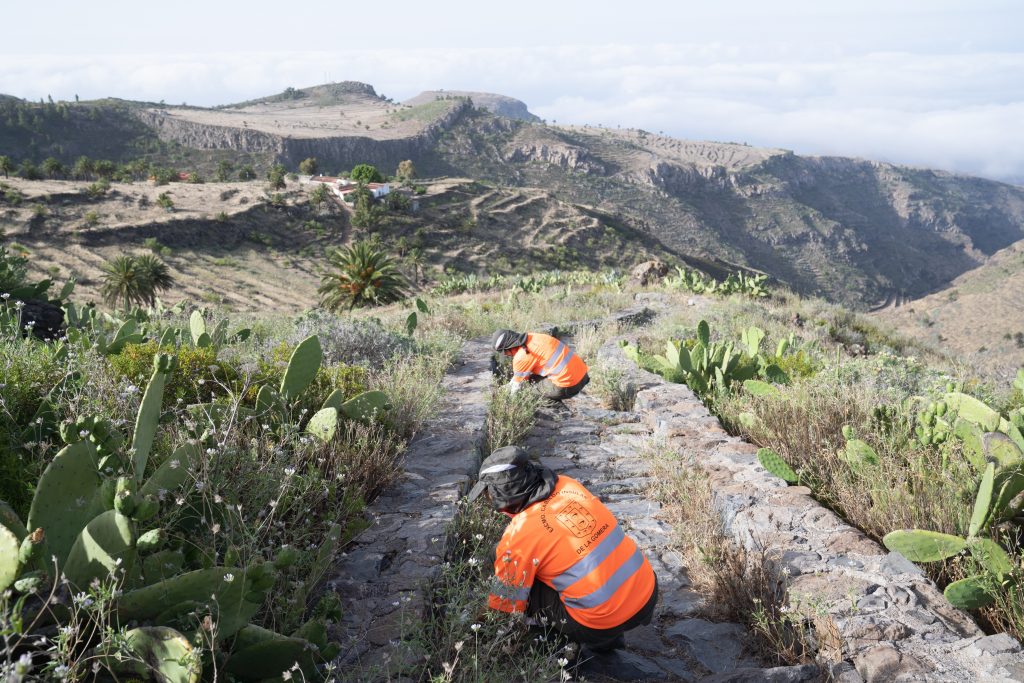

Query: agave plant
[[318, 241, 409, 311]]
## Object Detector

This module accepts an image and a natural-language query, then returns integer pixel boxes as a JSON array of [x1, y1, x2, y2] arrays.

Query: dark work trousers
[[526, 574, 658, 650], [529, 373, 591, 402]]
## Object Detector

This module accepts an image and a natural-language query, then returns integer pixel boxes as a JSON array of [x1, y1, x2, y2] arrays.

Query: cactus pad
[[119, 567, 262, 640], [115, 626, 201, 683], [341, 391, 391, 424], [968, 462, 995, 537], [743, 380, 779, 398], [944, 576, 995, 611], [306, 407, 339, 443], [845, 438, 880, 468], [944, 392, 1001, 431], [0, 524, 20, 592], [63, 510, 136, 589], [0, 500, 27, 542], [757, 448, 798, 484], [882, 529, 966, 562], [189, 310, 206, 346], [968, 538, 1014, 578], [983, 432, 1023, 468], [280, 335, 323, 400], [27, 440, 102, 567]]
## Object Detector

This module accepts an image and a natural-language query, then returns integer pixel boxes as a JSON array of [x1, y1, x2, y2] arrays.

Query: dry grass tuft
[[646, 441, 818, 667]]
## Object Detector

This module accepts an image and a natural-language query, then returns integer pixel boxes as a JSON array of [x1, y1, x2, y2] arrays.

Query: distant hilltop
[[403, 90, 540, 122]]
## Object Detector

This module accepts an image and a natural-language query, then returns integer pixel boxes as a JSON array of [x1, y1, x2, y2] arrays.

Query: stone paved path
[[522, 390, 820, 683], [329, 339, 492, 680], [326, 309, 1024, 682]]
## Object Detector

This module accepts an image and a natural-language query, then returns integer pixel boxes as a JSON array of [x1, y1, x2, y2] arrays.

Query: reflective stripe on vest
[[540, 342, 570, 377], [491, 583, 532, 603], [545, 348, 575, 378], [563, 546, 646, 610], [551, 525, 626, 592]]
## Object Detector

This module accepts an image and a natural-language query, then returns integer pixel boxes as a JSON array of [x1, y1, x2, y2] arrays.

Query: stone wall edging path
[[597, 336, 1024, 683], [328, 338, 492, 678]]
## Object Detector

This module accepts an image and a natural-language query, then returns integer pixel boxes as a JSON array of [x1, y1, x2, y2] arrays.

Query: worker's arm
[[487, 535, 538, 613], [508, 353, 533, 394]]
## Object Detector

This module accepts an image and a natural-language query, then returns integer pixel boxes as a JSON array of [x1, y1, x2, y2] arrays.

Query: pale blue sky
[[3, 1, 1022, 181]]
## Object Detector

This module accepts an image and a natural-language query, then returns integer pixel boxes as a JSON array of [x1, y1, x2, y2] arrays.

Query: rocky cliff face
[[134, 99, 473, 172]]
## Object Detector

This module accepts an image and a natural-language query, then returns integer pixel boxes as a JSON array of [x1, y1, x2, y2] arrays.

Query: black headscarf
[[467, 446, 557, 514]]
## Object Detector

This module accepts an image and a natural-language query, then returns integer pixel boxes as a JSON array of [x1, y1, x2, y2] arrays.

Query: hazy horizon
[[2, 1, 1022, 183]]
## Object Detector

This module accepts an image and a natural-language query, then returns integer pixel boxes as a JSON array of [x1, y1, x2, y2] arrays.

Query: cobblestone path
[[522, 391, 820, 683]]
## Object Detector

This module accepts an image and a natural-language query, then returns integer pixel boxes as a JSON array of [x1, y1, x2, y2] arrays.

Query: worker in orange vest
[[468, 446, 658, 652], [490, 329, 590, 402]]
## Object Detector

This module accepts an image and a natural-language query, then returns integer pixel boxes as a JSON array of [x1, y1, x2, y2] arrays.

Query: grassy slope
[[873, 238, 1024, 381]]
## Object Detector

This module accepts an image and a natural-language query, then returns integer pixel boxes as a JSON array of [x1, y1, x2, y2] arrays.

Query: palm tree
[[100, 255, 144, 310], [100, 254, 174, 310], [133, 254, 175, 306], [318, 241, 409, 311]]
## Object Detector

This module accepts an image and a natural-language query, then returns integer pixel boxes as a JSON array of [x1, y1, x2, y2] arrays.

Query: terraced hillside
[[0, 176, 676, 311], [428, 110, 1024, 307]]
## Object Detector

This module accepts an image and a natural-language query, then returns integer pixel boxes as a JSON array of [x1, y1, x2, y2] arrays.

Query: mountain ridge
[[1, 83, 1022, 308]]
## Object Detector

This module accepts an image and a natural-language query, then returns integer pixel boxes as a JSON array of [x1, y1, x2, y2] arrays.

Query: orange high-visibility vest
[[488, 476, 656, 629], [511, 333, 588, 388]]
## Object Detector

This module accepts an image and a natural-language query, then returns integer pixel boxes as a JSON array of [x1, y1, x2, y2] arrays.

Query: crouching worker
[[490, 328, 590, 402], [468, 446, 658, 653]]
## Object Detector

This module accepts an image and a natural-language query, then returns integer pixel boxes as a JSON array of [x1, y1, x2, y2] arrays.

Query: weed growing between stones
[[645, 441, 819, 667], [482, 383, 542, 455], [412, 498, 571, 683], [589, 362, 637, 412]]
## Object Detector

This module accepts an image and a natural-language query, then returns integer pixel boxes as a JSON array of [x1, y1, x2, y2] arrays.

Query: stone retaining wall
[[598, 338, 1024, 683]]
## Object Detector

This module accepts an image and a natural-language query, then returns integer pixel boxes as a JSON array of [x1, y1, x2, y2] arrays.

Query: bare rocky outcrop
[[133, 98, 473, 171], [503, 140, 606, 174]]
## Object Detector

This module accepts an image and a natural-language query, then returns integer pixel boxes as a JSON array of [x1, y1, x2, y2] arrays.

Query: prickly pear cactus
[[280, 335, 323, 400], [224, 630, 317, 679], [119, 566, 266, 640], [63, 510, 136, 589], [969, 538, 1014, 578], [132, 353, 176, 484], [968, 462, 995, 537], [882, 529, 966, 562], [340, 390, 391, 424], [743, 380, 779, 398], [757, 448, 798, 484], [944, 392, 1001, 432], [983, 432, 1023, 468], [0, 524, 20, 591], [944, 576, 995, 610], [844, 438, 880, 468], [110, 626, 201, 683], [27, 440, 103, 567], [0, 500, 27, 541], [189, 310, 206, 346], [306, 407, 339, 443], [141, 443, 199, 499]]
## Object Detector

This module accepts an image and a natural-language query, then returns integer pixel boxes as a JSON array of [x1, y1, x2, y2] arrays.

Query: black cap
[[467, 446, 530, 502], [490, 329, 527, 352]]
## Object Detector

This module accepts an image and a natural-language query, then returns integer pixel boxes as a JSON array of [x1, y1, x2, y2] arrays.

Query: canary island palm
[[318, 241, 409, 311], [100, 254, 174, 310]]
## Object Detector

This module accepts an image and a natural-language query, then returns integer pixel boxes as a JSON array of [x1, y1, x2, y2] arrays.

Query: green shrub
[[0, 338, 67, 514], [773, 349, 819, 380], [109, 341, 235, 404]]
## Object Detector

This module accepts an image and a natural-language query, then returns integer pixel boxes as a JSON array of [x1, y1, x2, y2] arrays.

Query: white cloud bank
[[2, 45, 1022, 182]]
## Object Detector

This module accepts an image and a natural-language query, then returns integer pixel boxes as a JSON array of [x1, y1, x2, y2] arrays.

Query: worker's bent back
[[511, 333, 589, 389], [489, 475, 656, 629]]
